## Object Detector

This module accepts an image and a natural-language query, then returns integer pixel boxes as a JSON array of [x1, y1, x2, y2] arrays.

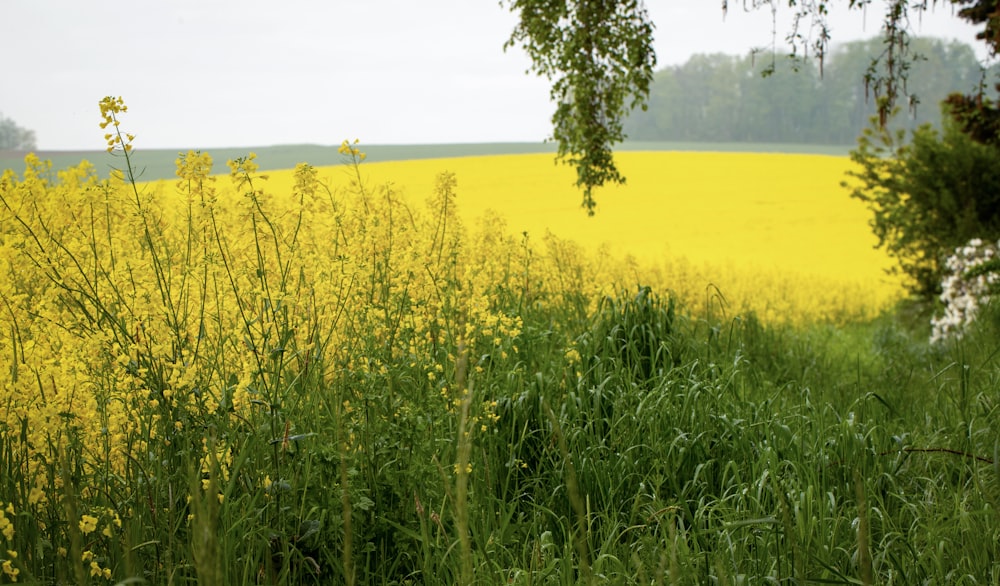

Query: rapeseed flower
[[79, 514, 99, 535], [27, 486, 45, 506], [98, 96, 134, 153], [1, 557, 18, 582], [0, 508, 13, 541]]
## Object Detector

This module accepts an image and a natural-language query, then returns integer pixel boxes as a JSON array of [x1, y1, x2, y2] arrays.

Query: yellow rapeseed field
[[253, 150, 902, 324]]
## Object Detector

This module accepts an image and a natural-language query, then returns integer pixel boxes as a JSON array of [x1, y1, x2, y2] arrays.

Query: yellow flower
[[27, 486, 45, 506], [0, 516, 13, 541], [79, 514, 98, 535], [1, 559, 17, 582]]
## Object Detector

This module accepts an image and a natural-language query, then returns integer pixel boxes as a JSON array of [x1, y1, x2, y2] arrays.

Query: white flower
[[931, 237, 998, 343]]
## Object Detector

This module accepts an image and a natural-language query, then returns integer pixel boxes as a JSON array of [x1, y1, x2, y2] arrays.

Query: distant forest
[[624, 37, 1000, 145]]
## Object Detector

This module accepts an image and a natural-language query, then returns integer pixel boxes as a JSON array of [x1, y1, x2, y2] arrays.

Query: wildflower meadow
[[0, 98, 997, 584]]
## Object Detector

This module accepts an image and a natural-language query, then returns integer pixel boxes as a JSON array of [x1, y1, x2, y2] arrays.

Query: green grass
[[0, 140, 852, 181]]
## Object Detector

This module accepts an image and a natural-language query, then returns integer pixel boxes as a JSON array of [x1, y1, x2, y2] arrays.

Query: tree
[[927, 1, 1000, 147], [954, 0, 1000, 51], [845, 109, 1000, 297], [0, 113, 36, 150], [623, 37, 995, 145], [504, 0, 996, 212], [502, 0, 656, 215]]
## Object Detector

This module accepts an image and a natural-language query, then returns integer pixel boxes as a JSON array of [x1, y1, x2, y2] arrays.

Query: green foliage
[[577, 285, 679, 384], [502, 0, 656, 214], [954, 0, 1000, 54], [845, 110, 1000, 298]]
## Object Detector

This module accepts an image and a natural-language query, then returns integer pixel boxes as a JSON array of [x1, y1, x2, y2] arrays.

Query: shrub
[[845, 108, 1000, 298]]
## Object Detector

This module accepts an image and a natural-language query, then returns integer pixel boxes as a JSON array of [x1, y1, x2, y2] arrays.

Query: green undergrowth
[[11, 285, 997, 584], [478, 290, 1000, 585]]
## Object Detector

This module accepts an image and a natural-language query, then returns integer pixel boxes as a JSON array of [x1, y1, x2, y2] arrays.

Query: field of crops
[[247, 149, 902, 325], [0, 104, 996, 584]]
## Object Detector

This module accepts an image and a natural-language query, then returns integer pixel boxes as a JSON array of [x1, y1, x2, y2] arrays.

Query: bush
[[844, 108, 1000, 298]]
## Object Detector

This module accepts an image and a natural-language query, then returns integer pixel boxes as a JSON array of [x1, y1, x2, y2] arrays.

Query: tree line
[[624, 37, 998, 146]]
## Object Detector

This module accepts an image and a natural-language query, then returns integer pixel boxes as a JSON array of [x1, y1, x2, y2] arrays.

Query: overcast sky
[[0, 1, 990, 150]]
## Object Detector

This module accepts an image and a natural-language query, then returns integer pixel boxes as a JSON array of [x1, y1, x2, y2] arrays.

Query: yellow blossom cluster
[[0, 116, 531, 494], [1, 553, 17, 582], [0, 502, 13, 541], [0, 502, 15, 582], [98, 95, 134, 154], [79, 514, 99, 535], [77, 508, 120, 540], [81, 549, 112, 579], [338, 138, 366, 161]]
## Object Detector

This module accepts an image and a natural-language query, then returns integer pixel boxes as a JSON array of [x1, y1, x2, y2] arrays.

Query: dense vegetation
[[625, 37, 997, 145], [846, 107, 1000, 298], [0, 99, 996, 583]]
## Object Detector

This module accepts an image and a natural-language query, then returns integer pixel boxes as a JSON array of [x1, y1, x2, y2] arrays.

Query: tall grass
[[0, 103, 997, 584]]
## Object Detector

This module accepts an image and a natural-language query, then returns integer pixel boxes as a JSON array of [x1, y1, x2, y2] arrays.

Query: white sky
[[0, 1, 989, 150]]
